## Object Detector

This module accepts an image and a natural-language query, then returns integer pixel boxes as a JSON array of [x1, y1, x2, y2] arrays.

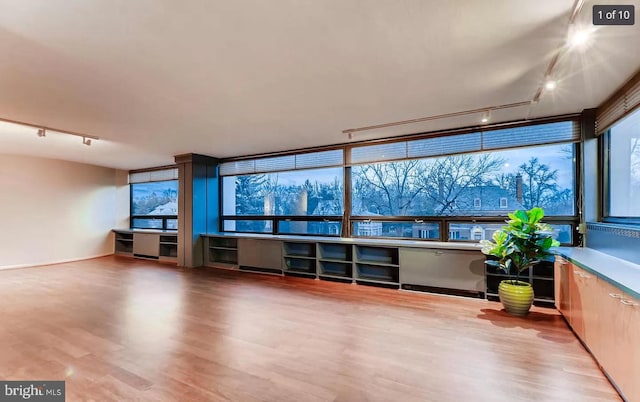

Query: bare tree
[[417, 154, 504, 215], [352, 160, 423, 215], [518, 157, 559, 209]]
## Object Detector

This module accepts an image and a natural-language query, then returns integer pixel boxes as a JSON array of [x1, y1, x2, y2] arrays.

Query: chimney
[[515, 174, 523, 205]]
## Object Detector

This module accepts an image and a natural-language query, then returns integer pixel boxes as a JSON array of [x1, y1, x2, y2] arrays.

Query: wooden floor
[[0, 256, 621, 402]]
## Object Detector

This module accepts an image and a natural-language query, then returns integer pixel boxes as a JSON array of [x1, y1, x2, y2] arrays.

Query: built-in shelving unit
[[208, 237, 238, 267], [485, 260, 554, 306], [159, 234, 178, 262], [283, 242, 317, 277], [202, 234, 487, 296], [113, 230, 179, 264], [318, 243, 352, 281], [354, 245, 400, 287], [115, 232, 134, 256]]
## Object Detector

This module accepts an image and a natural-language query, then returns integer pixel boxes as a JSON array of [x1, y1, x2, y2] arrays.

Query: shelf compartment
[[355, 263, 399, 283], [159, 244, 178, 258], [209, 237, 238, 249], [283, 242, 316, 258], [209, 248, 238, 265], [532, 262, 554, 278], [159, 235, 178, 244], [355, 246, 399, 265], [318, 243, 352, 261], [319, 261, 352, 278], [284, 257, 316, 274], [115, 240, 133, 254], [115, 232, 133, 241], [485, 261, 553, 278], [532, 278, 554, 299]]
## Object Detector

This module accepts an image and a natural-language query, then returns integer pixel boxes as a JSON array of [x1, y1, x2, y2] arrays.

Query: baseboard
[[0, 253, 114, 271]]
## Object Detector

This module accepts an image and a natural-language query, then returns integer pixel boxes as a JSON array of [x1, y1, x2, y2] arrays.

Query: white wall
[[0, 154, 129, 269]]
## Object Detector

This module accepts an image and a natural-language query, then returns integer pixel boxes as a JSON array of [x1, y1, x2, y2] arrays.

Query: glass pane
[[351, 142, 408, 164], [131, 180, 179, 216], [166, 219, 178, 230], [352, 221, 440, 239], [448, 223, 572, 244], [352, 143, 575, 217], [223, 167, 344, 216], [223, 220, 273, 233], [132, 218, 164, 229], [481, 121, 577, 150], [295, 149, 343, 169], [278, 220, 341, 236], [609, 109, 640, 217], [408, 132, 481, 158]]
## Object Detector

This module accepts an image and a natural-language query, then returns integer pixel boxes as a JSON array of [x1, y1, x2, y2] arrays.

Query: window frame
[[601, 126, 640, 225], [221, 215, 344, 237], [129, 177, 179, 231], [218, 116, 581, 245]]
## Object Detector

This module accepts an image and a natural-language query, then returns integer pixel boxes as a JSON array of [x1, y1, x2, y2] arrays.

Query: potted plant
[[480, 207, 560, 316]]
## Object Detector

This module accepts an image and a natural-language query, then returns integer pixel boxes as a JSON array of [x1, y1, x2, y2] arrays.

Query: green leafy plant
[[480, 207, 560, 284]]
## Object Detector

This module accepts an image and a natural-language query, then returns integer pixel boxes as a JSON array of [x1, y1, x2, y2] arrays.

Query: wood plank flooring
[[0, 256, 621, 401]]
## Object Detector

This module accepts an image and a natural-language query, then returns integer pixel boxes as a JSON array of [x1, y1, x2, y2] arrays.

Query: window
[[352, 221, 440, 240], [350, 123, 577, 243], [219, 120, 577, 243], [220, 150, 344, 235], [447, 222, 572, 243], [222, 167, 343, 217], [351, 142, 576, 218], [130, 168, 178, 230], [606, 108, 640, 219]]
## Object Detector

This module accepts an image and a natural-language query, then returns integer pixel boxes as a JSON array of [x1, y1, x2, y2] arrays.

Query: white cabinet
[[133, 233, 160, 258], [400, 248, 485, 292], [237, 238, 283, 273]]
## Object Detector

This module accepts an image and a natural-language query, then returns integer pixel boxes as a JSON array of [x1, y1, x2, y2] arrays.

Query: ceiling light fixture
[[37, 128, 46, 137], [531, 0, 586, 104], [567, 26, 593, 49], [480, 110, 491, 124], [544, 80, 557, 91], [82, 137, 92, 146]]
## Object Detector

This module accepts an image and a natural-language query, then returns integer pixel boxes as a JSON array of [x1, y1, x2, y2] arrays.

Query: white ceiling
[[0, 0, 638, 170]]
